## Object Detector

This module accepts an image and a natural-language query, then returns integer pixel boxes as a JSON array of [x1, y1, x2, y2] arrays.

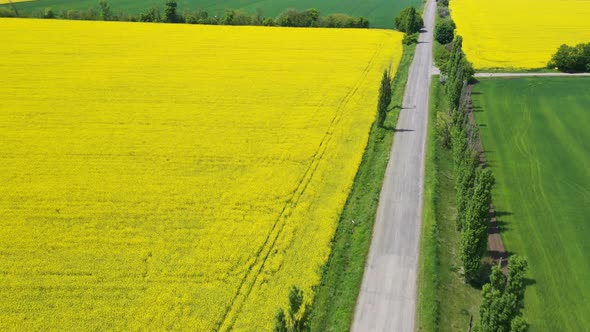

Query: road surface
[[351, 0, 436, 330]]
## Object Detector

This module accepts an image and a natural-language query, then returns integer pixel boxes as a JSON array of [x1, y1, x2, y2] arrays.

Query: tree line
[[434, 8, 531, 327], [0, 0, 370, 28], [438, 35, 488, 283], [548, 42, 590, 73]]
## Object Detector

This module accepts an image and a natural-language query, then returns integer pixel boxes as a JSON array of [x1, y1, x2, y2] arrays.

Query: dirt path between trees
[[464, 84, 507, 269]]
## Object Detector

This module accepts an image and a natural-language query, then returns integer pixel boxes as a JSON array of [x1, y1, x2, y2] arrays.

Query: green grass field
[[472, 77, 590, 331], [5, 0, 420, 28]]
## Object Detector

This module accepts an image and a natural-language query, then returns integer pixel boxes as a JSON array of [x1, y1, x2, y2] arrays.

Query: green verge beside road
[[472, 77, 590, 331], [310, 44, 415, 332], [416, 78, 481, 332]]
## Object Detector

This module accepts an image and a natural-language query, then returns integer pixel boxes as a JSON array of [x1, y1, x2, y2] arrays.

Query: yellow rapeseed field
[[451, 0, 590, 69], [0, 19, 402, 330]]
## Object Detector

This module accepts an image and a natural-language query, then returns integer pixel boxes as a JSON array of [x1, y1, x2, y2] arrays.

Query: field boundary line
[[215, 37, 389, 331], [475, 72, 590, 78]]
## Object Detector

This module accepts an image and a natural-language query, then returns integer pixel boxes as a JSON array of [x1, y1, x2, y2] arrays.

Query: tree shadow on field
[[495, 219, 511, 232], [495, 211, 513, 218], [472, 106, 484, 113], [524, 278, 537, 287]]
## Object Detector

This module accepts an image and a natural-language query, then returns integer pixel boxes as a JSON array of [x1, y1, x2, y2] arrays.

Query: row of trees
[[548, 42, 590, 72], [0, 0, 370, 28], [437, 35, 489, 283], [435, 2, 531, 330], [432, 0, 459, 70]]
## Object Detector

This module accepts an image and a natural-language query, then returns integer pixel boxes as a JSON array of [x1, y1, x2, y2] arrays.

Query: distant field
[[5, 0, 420, 28], [472, 77, 590, 330], [0, 0, 32, 3], [451, 0, 590, 69], [0, 18, 402, 330]]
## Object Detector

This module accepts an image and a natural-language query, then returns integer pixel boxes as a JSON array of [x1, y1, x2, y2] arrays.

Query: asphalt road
[[351, 0, 436, 330]]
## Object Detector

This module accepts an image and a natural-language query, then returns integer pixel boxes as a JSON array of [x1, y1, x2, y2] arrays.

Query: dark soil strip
[[464, 84, 507, 269]]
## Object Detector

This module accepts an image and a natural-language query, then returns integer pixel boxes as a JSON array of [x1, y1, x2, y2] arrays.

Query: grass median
[[416, 78, 481, 332]]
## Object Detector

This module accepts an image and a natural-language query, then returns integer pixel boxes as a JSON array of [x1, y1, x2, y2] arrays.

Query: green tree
[[455, 150, 478, 230], [254, 7, 264, 25], [355, 16, 370, 28], [478, 256, 529, 332], [305, 8, 320, 26], [273, 286, 310, 332], [394, 7, 423, 34], [435, 20, 455, 44], [43, 7, 56, 19], [460, 167, 494, 281], [140, 7, 160, 22], [164, 0, 178, 23], [98, 0, 111, 21], [511, 315, 528, 332], [505, 255, 528, 310], [222, 9, 235, 25], [273, 309, 288, 332], [548, 43, 590, 72], [263, 17, 275, 26], [377, 69, 392, 127]]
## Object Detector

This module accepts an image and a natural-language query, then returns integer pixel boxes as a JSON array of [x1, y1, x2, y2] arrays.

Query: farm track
[[215, 38, 388, 331], [351, 0, 436, 330]]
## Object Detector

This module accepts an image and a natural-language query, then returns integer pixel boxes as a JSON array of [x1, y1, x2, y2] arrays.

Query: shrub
[[263, 17, 275, 26], [164, 0, 179, 23], [0, 7, 17, 17], [434, 43, 451, 72], [435, 20, 455, 44], [437, 6, 450, 18], [43, 8, 56, 19], [403, 33, 419, 45], [99, 0, 112, 21], [140, 7, 160, 22], [276, 8, 317, 27]]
